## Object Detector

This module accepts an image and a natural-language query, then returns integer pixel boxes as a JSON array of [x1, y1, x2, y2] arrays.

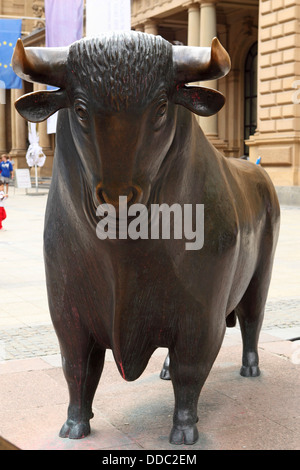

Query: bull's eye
[[74, 102, 89, 122], [153, 99, 168, 130], [156, 103, 167, 117]]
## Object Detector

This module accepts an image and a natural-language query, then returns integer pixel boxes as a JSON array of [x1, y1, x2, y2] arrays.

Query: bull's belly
[[86, 253, 192, 381], [45, 229, 260, 381]]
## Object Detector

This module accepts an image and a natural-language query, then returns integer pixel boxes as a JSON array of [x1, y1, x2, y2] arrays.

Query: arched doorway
[[244, 42, 258, 156]]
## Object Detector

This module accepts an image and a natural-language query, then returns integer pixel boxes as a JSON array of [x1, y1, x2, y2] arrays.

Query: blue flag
[[0, 19, 22, 89]]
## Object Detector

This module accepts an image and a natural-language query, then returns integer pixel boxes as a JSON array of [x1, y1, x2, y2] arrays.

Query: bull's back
[[224, 157, 280, 231], [219, 156, 280, 310]]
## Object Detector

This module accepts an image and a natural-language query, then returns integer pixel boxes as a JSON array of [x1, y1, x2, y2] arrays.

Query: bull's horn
[[173, 37, 231, 83], [12, 39, 68, 87]]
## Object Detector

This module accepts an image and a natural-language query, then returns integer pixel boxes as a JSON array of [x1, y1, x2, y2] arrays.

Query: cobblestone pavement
[[264, 297, 300, 331], [0, 190, 299, 361], [0, 324, 58, 361]]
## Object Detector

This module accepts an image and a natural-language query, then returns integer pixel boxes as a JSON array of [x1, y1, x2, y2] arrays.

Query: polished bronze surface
[[13, 32, 280, 445]]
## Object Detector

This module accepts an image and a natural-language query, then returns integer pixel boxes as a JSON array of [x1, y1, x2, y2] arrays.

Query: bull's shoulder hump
[[224, 157, 273, 188]]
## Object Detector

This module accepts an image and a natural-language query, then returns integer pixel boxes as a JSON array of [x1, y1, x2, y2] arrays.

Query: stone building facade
[[0, 0, 53, 176], [0, 0, 299, 185]]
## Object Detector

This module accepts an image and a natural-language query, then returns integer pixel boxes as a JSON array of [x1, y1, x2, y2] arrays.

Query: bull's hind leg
[[56, 327, 105, 439], [236, 266, 273, 377]]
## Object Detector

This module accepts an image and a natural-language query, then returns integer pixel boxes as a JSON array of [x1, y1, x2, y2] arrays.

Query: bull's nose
[[96, 183, 143, 208]]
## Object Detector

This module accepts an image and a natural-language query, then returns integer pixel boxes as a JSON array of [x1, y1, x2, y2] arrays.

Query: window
[[244, 42, 257, 156]]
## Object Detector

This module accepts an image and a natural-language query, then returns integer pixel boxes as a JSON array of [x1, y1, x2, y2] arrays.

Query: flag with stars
[[0, 19, 22, 89]]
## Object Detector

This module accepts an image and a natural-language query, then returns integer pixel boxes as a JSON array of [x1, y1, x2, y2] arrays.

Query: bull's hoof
[[59, 420, 91, 439], [160, 354, 171, 380], [240, 365, 260, 377], [160, 367, 171, 380], [169, 424, 199, 445]]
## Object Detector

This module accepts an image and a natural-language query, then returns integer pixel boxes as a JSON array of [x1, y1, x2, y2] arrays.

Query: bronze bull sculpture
[[12, 32, 280, 445]]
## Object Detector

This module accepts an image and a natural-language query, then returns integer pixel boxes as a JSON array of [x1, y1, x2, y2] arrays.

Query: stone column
[[144, 20, 158, 35], [186, 3, 201, 125], [134, 25, 144, 32], [34, 84, 51, 151], [187, 3, 200, 47], [200, 1, 217, 48], [226, 69, 241, 156], [0, 103, 6, 153], [10, 87, 27, 165], [32, 83, 54, 177], [199, 0, 218, 137]]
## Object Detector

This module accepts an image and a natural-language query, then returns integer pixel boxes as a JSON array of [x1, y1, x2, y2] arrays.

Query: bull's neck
[[150, 110, 205, 206]]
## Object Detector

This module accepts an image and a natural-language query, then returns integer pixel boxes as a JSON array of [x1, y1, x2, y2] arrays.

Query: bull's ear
[[14, 89, 68, 123], [173, 85, 225, 117]]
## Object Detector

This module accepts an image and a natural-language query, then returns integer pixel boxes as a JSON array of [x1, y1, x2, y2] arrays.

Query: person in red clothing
[[0, 181, 8, 230]]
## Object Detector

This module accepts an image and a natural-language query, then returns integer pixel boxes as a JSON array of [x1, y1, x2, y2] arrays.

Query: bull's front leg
[[169, 358, 201, 445], [169, 324, 225, 445], [56, 325, 105, 439]]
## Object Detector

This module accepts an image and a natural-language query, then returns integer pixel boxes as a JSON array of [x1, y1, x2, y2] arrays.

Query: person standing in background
[[0, 154, 13, 194]]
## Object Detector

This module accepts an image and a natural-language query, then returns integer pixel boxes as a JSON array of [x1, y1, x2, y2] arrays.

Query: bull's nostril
[[96, 183, 113, 205], [126, 190, 134, 203], [96, 187, 106, 204], [100, 190, 110, 204], [130, 185, 143, 204], [96, 183, 143, 206]]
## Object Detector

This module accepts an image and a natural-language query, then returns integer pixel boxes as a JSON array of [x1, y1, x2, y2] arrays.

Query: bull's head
[[12, 32, 230, 209]]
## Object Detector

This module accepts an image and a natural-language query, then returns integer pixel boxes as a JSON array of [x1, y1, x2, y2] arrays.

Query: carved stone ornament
[[32, 0, 45, 30]]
